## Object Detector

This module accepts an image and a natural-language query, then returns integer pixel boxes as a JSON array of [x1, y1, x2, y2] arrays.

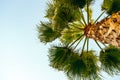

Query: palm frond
[[49, 46, 73, 71], [52, 4, 81, 31], [101, 0, 112, 12], [102, 0, 120, 15], [109, 0, 120, 14], [45, 1, 55, 20], [66, 50, 101, 80], [100, 45, 120, 75], [37, 22, 60, 43], [71, 0, 87, 8], [54, 0, 86, 8], [65, 52, 88, 80], [55, 0, 94, 8], [60, 22, 84, 43], [81, 51, 101, 80], [53, 5, 79, 22], [84, 6, 94, 23], [53, 4, 81, 22]]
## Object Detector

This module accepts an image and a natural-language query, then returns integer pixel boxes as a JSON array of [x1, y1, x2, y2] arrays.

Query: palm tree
[[38, 0, 120, 80]]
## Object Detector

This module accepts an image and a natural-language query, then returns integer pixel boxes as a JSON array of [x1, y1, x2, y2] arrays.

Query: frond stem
[[101, 42, 107, 47], [73, 36, 84, 50], [87, 0, 89, 24], [87, 38, 89, 52], [94, 11, 105, 24], [68, 34, 84, 48], [71, 24, 84, 30], [79, 9, 87, 26], [81, 37, 87, 56], [62, 31, 83, 34], [95, 40, 103, 51], [79, 20, 85, 26]]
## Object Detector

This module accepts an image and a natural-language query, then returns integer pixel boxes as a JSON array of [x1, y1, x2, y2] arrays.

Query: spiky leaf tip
[[66, 54, 88, 80], [60, 22, 84, 43], [72, 0, 86, 8], [48, 46, 73, 71], [81, 51, 101, 80], [102, 0, 120, 15], [37, 22, 60, 43], [67, 0, 94, 8], [54, 0, 86, 8], [45, 1, 55, 20], [66, 50, 101, 80], [53, 5, 81, 23], [100, 45, 120, 75], [108, 0, 120, 14], [54, 0, 95, 9]]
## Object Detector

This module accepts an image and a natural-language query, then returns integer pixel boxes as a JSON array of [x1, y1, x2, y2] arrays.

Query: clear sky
[[0, 0, 120, 80]]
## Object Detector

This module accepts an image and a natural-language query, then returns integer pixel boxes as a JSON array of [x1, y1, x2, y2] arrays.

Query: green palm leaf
[[54, 5, 80, 22], [66, 57, 87, 80], [85, 6, 94, 22], [52, 4, 81, 31], [101, 0, 112, 12], [102, 0, 120, 15], [66, 51, 101, 80], [54, 0, 94, 8], [81, 51, 100, 80], [45, 1, 55, 20], [100, 45, 120, 75], [49, 46, 73, 70], [67, 0, 87, 8], [37, 22, 60, 43], [60, 21, 84, 43], [64, 50, 88, 80]]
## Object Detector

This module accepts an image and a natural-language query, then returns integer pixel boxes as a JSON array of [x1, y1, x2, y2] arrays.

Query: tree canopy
[[38, 0, 120, 80]]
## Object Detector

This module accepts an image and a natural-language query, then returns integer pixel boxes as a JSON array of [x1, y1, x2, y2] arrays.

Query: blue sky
[[0, 0, 120, 80]]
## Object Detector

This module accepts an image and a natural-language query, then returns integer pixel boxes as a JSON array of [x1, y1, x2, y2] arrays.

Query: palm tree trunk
[[84, 11, 120, 47]]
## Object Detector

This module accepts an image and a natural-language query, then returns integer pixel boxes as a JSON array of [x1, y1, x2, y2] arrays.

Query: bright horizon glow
[[0, 0, 120, 80]]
